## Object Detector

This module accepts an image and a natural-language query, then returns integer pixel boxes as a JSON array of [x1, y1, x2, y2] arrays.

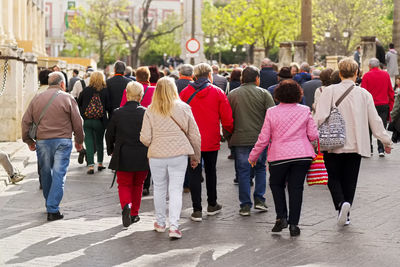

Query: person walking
[[21, 72, 84, 221], [293, 62, 312, 85], [140, 77, 201, 239], [259, 58, 278, 90], [302, 69, 322, 109], [107, 61, 131, 117], [385, 43, 399, 88], [248, 79, 318, 236], [77, 71, 109, 174], [106, 81, 149, 228], [68, 69, 80, 93], [0, 151, 25, 184], [71, 68, 93, 100], [227, 66, 275, 216], [315, 58, 392, 227], [312, 68, 333, 112], [361, 58, 394, 157], [227, 68, 242, 93], [180, 63, 234, 222], [212, 65, 228, 92], [353, 46, 361, 67], [175, 64, 194, 93]]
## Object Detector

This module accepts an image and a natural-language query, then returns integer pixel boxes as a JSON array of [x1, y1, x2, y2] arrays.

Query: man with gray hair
[[211, 65, 228, 92], [124, 66, 136, 81], [22, 72, 84, 221], [301, 69, 322, 109], [107, 61, 131, 117], [175, 64, 194, 93], [260, 58, 278, 90], [293, 62, 312, 85], [361, 57, 394, 156]]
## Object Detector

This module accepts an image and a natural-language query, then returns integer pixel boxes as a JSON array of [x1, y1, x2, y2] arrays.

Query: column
[[0, 0, 5, 44], [27, 0, 33, 43], [22, 52, 38, 111], [13, 0, 22, 41], [278, 42, 292, 68], [32, 4, 38, 53], [0, 46, 24, 141], [293, 41, 308, 64], [21, 0, 28, 41], [2, 0, 16, 45], [361, 36, 376, 75]]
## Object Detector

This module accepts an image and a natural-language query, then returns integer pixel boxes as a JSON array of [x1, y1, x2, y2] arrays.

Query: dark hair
[[73, 69, 79, 75], [389, 43, 395, 49], [330, 70, 341, 84], [149, 65, 160, 83], [38, 69, 52, 85], [241, 66, 260, 84], [319, 68, 333, 86], [230, 68, 242, 82], [274, 79, 303, 103], [114, 61, 126, 74]]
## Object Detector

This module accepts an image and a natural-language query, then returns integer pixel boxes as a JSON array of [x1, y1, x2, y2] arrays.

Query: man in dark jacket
[[293, 62, 312, 85], [107, 61, 131, 117], [259, 58, 278, 90], [227, 66, 275, 216], [175, 64, 194, 93], [301, 69, 322, 109], [212, 65, 228, 92]]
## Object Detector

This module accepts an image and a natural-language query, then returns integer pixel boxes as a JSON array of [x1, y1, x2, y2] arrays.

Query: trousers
[[369, 104, 389, 152], [324, 152, 362, 210], [83, 119, 105, 166], [150, 155, 188, 228], [117, 171, 148, 215]]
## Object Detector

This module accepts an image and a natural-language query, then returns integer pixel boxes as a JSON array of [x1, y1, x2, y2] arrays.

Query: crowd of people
[[15, 43, 399, 239]]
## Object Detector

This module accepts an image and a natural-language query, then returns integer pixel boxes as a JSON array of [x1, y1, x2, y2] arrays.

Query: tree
[[393, 0, 400, 53], [64, 0, 128, 68], [115, 0, 183, 68], [313, 0, 393, 56]]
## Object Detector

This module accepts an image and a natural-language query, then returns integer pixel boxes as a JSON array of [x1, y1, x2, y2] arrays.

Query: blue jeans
[[36, 138, 72, 213], [235, 146, 267, 207]]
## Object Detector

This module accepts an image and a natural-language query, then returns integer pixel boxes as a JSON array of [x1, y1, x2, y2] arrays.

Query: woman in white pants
[[140, 77, 201, 239]]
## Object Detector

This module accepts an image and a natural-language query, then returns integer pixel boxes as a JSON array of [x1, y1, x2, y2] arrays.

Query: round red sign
[[186, 38, 201, 53]]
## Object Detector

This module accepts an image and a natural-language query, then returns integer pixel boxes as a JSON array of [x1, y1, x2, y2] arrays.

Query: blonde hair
[[338, 57, 358, 79], [126, 81, 144, 102], [194, 63, 212, 79], [89, 71, 106, 91], [148, 77, 179, 116]]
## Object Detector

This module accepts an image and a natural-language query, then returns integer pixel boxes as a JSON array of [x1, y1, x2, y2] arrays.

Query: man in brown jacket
[[22, 72, 84, 221]]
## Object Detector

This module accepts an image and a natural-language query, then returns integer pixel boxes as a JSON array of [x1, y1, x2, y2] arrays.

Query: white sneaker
[[338, 202, 351, 226], [344, 217, 351, 226], [154, 222, 166, 232], [169, 227, 182, 239], [379, 152, 385, 157]]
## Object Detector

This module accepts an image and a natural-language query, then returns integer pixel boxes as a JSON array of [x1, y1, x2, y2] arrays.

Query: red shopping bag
[[306, 141, 328, 186]]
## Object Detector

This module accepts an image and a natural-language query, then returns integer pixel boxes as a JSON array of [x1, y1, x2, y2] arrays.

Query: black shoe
[[201, 175, 205, 183], [122, 204, 131, 227], [228, 154, 235, 160], [47, 211, 64, 221], [98, 166, 106, 171], [250, 179, 254, 186], [78, 148, 86, 164], [233, 178, 239, 185], [289, 225, 301, 236], [142, 188, 149, 196], [87, 169, 94, 174], [271, 218, 288, 232], [131, 215, 140, 224]]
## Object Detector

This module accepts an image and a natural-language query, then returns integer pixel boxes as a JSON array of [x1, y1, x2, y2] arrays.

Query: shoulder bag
[[319, 84, 354, 150], [28, 90, 61, 140]]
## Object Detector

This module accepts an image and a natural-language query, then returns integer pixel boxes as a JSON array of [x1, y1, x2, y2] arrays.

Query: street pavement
[[0, 141, 400, 266]]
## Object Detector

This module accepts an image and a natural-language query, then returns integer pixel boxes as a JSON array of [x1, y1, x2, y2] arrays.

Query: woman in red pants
[[106, 81, 149, 228]]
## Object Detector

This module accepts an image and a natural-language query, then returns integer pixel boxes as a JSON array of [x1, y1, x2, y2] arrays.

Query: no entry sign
[[186, 38, 201, 53]]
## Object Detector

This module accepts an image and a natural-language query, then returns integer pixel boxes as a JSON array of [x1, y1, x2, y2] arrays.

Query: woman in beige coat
[[140, 77, 201, 239], [314, 58, 392, 227]]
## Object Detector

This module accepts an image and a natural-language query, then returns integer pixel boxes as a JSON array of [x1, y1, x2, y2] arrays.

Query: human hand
[[75, 142, 83, 152], [248, 159, 256, 167], [384, 145, 392, 154], [191, 160, 199, 169], [28, 142, 36, 151]]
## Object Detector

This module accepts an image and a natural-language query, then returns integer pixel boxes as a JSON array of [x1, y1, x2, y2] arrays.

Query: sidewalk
[[0, 142, 399, 266]]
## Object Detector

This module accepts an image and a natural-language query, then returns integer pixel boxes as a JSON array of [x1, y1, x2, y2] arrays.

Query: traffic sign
[[186, 38, 201, 54]]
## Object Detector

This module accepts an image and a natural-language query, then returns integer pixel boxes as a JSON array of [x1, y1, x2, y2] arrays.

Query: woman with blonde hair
[[78, 71, 109, 174], [140, 77, 201, 239], [106, 81, 149, 227]]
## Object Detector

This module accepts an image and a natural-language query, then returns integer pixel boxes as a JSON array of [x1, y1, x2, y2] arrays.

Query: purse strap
[[35, 90, 61, 126], [335, 84, 354, 107], [170, 116, 187, 136]]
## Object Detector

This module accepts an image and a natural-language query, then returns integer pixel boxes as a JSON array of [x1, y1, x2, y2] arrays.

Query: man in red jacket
[[361, 57, 395, 157], [180, 63, 234, 222]]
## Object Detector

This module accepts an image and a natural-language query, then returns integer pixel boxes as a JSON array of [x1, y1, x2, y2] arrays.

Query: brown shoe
[[183, 187, 190, 193]]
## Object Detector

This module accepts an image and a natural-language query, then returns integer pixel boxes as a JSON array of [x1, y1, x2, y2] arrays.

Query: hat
[[86, 68, 94, 73], [278, 67, 292, 79]]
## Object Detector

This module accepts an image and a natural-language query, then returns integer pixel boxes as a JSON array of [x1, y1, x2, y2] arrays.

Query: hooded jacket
[[180, 78, 233, 151]]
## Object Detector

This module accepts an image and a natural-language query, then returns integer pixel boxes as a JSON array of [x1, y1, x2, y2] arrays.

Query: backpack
[[84, 93, 104, 119]]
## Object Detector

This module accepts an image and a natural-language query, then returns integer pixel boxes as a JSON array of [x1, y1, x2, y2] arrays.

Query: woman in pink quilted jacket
[[249, 79, 319, 236]]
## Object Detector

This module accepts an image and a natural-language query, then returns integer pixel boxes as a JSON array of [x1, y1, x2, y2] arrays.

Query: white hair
[[48, 71, 65, 86], [369, 58, 380, 68]]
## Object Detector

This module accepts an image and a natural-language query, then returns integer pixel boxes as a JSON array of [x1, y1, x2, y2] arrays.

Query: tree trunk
[[264, 46, 270, 58], [249, 43, 255, 64], [131, 48, 139, 68], [301, 0, 313, 64], [99, 39, 105, 69], [393, 0, 400, 70]]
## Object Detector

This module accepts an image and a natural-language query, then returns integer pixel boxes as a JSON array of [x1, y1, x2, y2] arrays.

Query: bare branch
[[140, 22, 183, 47], [115, 21, 131, 47]]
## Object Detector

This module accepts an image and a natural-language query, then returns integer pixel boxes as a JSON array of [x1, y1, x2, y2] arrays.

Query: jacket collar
[[125, 100, 140, 107]]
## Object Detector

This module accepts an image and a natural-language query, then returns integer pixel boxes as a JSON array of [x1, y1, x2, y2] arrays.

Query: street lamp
[[242, 47, 246, 52], [324, 31, 331, 38], [343, 30, 349, 38], [213, 37, 218, 43], [205, 37, 210, 44], [232, 47, 237, 52]]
